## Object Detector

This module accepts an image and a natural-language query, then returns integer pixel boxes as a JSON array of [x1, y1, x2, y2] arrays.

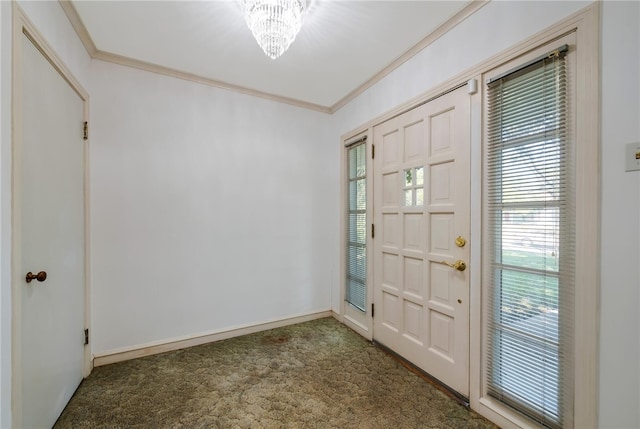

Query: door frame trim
[[11, 5, 91, 426]]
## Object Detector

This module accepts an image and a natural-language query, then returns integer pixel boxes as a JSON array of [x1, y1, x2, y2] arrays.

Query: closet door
[[15, 28, 87, 428]]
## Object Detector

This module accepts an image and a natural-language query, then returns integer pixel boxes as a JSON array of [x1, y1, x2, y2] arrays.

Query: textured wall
[[0, 3, 11, 427], [89, 60, 333, 353], [599, 1, 640, 427]]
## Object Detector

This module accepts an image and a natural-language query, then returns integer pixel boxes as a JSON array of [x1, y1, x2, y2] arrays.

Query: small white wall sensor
[[467, 79, 478, 95]]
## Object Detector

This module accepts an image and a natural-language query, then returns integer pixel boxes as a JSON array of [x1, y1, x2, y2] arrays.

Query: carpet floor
[[55, 317, 499, 429]]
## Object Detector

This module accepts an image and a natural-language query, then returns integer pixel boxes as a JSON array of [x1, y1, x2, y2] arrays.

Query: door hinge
[[372, 144, 375, 159], [371, 303, 375, 318], [371, 223, 375, 239], [83, 121, 88, 140], [84, 328, 89, 345]]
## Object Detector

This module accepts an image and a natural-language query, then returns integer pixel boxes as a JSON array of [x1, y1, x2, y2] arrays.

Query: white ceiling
[[71, 0, 471, 109]]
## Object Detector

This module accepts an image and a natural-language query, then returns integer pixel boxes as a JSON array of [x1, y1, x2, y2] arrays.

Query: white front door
[[16, 29, 87, 428], [372, 86, 470, 396]]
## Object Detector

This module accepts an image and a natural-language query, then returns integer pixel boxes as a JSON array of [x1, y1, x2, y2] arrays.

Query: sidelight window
[[484, 45, 574, 428], [346, 140, 367, 311]]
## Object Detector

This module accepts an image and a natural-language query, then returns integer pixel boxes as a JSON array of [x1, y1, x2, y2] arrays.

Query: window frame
[[485, 44, 572, 428], [340, 131, 374, 340], [471, 6, 600, 428]]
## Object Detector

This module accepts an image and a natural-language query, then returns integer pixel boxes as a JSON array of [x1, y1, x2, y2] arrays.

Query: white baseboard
[[92, 310, 332, 367]]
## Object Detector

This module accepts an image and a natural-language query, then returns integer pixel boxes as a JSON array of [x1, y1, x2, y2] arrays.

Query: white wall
[[331, 1, 640, 427], [599, 1, 640, 427], [0, 2, 12, 427], [89, 61, 334, 354]]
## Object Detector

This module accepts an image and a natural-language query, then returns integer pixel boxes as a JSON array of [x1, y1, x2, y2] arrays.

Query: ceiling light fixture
[[240, 0, 306, 59]]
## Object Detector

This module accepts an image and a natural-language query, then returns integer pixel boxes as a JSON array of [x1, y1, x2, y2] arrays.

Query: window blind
[[346, 141, 367, 311], [485, 47, 574, 428]]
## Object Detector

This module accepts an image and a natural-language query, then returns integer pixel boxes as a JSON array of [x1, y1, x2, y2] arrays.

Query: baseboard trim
[[92, 310, 332, 367]]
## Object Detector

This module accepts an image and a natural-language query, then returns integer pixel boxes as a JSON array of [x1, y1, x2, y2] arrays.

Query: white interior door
[[16, 30, 86, 428], [372, 86, 470, 397]]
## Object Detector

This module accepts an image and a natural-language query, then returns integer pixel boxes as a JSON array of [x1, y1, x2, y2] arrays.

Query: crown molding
[[58, 0, 97, 56], [92, 49, 332, 113], [58, 0, 487, 115], [328, 0, 489, 113]]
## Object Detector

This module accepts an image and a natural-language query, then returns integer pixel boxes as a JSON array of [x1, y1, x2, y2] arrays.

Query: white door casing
[[12, 10, 90, 428], [373, 86, 471, 397]]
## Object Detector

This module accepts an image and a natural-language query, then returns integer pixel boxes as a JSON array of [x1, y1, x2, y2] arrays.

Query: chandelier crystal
[[241, 0, 306, 59]]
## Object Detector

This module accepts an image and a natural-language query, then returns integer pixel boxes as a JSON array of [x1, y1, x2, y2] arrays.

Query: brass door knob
[[438, 260, 466, 272], [455, 236, 466, 247], [25, 271, 47, 283]]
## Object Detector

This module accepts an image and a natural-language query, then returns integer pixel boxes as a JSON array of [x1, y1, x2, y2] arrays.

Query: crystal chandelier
[[240, 0, 306, 59]]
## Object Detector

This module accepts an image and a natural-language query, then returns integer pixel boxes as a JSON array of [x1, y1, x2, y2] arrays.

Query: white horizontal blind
[[346, 141, 366, 311], [485, 48, 574, 428]]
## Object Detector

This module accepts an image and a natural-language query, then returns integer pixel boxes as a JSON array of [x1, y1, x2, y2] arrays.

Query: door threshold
[[372, 340, 469, 407]]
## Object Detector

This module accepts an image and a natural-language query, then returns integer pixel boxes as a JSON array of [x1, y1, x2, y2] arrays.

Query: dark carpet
[[55, 317, 498, 428]]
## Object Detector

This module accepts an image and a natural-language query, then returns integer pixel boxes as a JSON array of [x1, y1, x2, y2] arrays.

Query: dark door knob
[[25, 271, 47, 283]]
